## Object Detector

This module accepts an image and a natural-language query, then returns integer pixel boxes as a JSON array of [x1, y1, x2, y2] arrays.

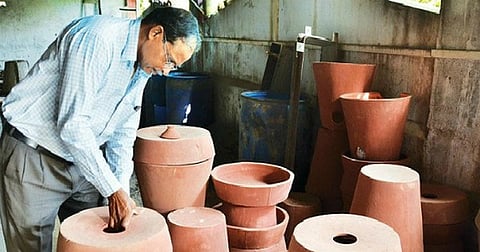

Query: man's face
[[140, 31, 195, 76]]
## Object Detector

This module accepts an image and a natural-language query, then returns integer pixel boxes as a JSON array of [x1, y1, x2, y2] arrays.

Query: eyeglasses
[[163, 35, 177, 72]]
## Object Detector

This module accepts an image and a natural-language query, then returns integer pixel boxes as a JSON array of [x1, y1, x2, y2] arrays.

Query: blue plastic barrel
[[239, 90, 312, 190], [140, 72, 213, 128]]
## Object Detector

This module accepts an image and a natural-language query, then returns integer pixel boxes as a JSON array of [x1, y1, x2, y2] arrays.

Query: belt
[[4, 123, 72, 165]]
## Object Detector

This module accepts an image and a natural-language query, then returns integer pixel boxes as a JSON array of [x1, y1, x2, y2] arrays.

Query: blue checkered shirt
[[2, 15, 151, 197]]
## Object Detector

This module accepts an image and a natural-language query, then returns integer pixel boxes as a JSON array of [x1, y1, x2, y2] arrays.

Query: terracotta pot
[[167, 207, 229, 252], [288, 214, 401, 251], [312, 61, 376, 130], [421, 183, 469, 246], [278, 192, 321, 245], [340, 152, 410, 211], [211, 162, 294, 207], [424, 241, 464, 252], [229, 239, 287, 252], [305, 127, 348, 213], [421, 183, 469, 225], [134, 125, 215, 214], [340, 92, 411, 161], [350, 164, 423, 252], [57, 207, 172, 252], [219, 202, 276, 228], [475, 209, 480, 252], [225, 206, 289, 249]]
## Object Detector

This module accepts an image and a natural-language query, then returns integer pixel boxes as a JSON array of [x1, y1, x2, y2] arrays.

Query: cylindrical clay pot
[[134, 125, 215, 214], [57, 206, 172, 252], [167, 207, 229, 252], [288, 214, 401, 252], [350, 164, 423, 252], [312, 61, 376, 130], [278, 192, 321, 245], [340, 92, 411, 161], [421, 183, 469, 250]]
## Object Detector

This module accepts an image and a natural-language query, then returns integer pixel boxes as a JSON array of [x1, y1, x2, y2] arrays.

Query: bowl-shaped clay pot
[[225, 206, 289, 249], [219, 202, 277, 228], [211, 162, 294, 207]]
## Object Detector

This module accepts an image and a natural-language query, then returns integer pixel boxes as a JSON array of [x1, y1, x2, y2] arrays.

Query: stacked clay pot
[[288, 214, 402, 251], [134, 125, 215, 215], [421, 183, 470, 252], [57, 206, 172, 251], [306, 61, 376, 212], [211, 162, 294, 251]]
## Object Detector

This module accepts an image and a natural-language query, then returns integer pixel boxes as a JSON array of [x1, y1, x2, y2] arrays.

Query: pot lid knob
[[160, 125, 181, 139]]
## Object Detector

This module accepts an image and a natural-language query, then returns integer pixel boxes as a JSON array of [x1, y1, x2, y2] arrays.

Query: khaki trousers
[[0, 132, 103, 252]]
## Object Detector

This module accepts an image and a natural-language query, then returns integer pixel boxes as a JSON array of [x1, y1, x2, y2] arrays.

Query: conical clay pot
[[211, 162, 294, 207], [340, 92, 411, 161], [278, 192, 321, 245], [288, 214, 401, 251], [305, 127, 348, 213], [167, 207, 229, 252], [57, 207, 172, 252], [340, 152, 410, 211], [134, 125, 215, 214], [312, 61, 376, 130], [350, 164, 423, 252]]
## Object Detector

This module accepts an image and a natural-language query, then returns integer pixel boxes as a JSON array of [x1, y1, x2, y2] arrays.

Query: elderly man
[[0, 6, 201, 251]]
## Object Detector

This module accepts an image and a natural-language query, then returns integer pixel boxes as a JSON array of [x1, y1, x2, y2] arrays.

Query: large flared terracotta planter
[[340, 152, 410, 211], [167, 207, 229, 252], [278, 192, 321, 245], [340, 92, 411, 161], [224, 206, 289, 250], [288, 214, 401, 251], [421, 183, 469, 247], [211, 162, 294, 207], [134, 125, 215, 215], [305, 127, 348, 212], [57, 207, 172, 252], [312, 61, 376, 130], [350, 164, 423, 252]]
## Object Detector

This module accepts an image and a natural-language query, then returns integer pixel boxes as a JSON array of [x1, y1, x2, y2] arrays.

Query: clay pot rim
[[134, 158, 213, 167], [361, 164, 419, 183], [342, 151, 409, 163], [339, 91, 411, 102], [167, 207, 226, 228], [220, 205, 289, 231], [211, 162, 294, 189], [312, 61, 376, 67]]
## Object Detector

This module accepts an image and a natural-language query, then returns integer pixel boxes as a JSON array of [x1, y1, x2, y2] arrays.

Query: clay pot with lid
[[134, 125, 215, 214], [312, 61, 376, 130], [57, 206, 172, 252], [340, 92, 411, 161]]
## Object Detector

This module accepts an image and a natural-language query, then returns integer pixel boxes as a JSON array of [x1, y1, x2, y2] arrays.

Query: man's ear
[[148, 25, 164, 40]]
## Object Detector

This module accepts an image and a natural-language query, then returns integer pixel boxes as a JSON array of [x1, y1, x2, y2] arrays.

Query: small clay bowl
[[211, 162, 294, 207]]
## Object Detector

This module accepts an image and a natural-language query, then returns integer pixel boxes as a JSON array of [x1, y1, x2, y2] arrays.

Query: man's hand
[[107, 188, 136, 232]]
